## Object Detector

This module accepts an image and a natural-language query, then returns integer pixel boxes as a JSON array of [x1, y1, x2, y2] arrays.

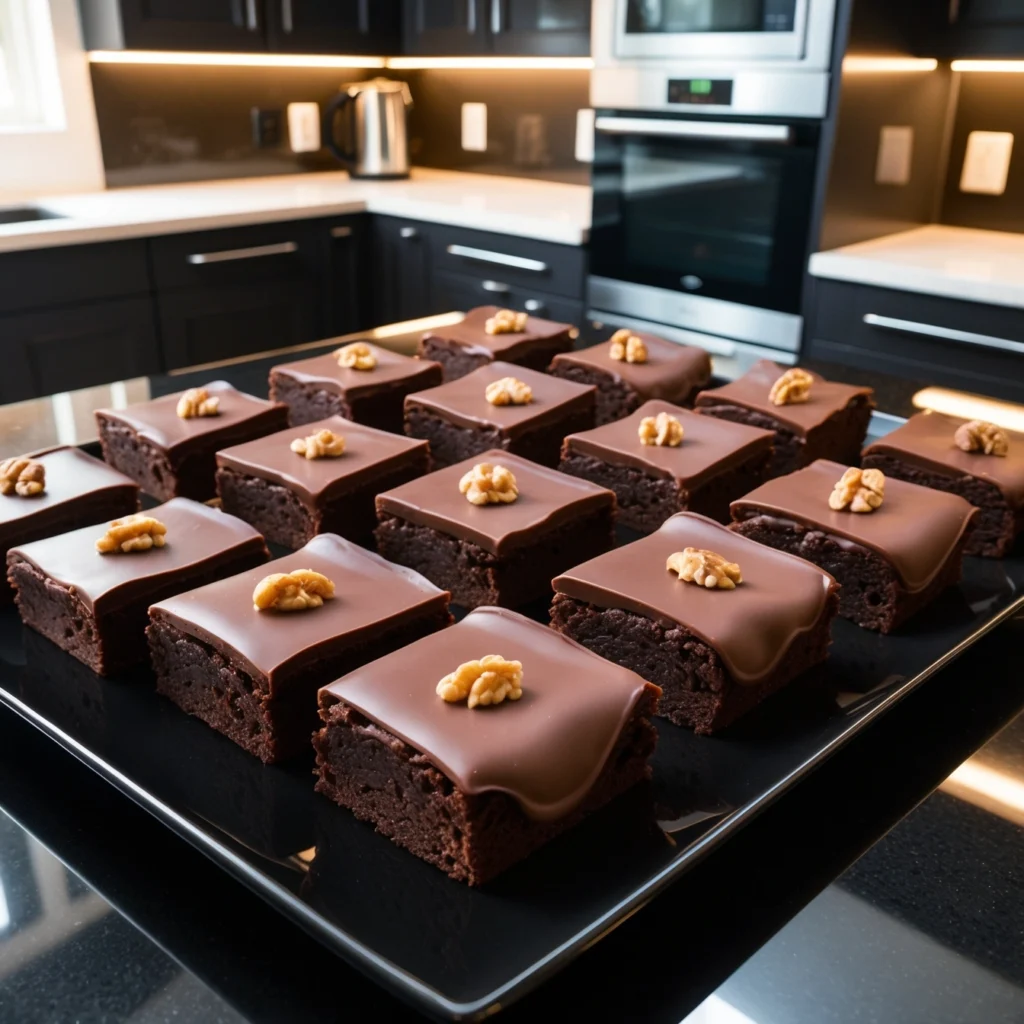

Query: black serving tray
[[0, 418, 1021, 1020]]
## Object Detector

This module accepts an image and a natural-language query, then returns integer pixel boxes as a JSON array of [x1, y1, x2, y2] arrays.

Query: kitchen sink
[[0, 206, 65, 225]]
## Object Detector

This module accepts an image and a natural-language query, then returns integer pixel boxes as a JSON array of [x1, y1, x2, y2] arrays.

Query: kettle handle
[[323, 92, 357, 167]]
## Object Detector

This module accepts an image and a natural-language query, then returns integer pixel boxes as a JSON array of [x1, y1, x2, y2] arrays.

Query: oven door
[[589, 114, 819, 316]]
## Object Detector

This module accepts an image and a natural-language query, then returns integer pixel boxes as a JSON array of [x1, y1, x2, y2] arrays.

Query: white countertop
[[809, 224, 1024, 310], [0, 168, 592, 253]]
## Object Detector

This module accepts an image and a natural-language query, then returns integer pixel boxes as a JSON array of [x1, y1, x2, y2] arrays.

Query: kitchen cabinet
[[490, 0, 591, 56], [370, 216, 436, 324], [433, 271, 583, 324], [402, 0, 489, 55], [923, 0, 1024, 57], [264, 0, 401, 54], [322, 216, 370, 335]]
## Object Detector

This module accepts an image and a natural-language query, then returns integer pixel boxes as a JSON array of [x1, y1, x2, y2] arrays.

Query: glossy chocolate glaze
[[564, 401, 774, 489], [695, 361, 874, 436], [151, 533, 449, 693], [95, 381, 286, 460], [404, 361, 595, 439], [553, 512, 837, 685], [269, 345, 442, 402], [8, 498, 266, 614], [731, 459, 976, 592], [216, 416, 428, 508], [376, 449, 614, 555], [863, 411, 1024, 507], [421, 306, 575, 361], [319, 606, 654, 822], [550, 334, 711, 400], [0, 447, 138, 543]]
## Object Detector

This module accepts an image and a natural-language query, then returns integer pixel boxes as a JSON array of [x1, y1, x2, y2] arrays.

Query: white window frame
[[0, 0, 65, 132]]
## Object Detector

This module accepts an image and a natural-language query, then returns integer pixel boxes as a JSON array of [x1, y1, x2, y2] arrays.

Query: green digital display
[[690, 79, 713, 95], [667, 79, 733, 105]]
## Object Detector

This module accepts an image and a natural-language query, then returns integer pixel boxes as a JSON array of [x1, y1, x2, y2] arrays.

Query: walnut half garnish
[[96, 514, 167, 554], [609, 328, 648, 364], [437, 655, 523, 709], [290, 428, 345, 459], [253, 569, 335, 612], [484, 309, 528, 335], [336, 341, 377, 371], [666, 548, 742, 590], [828, 466, 885, 513], [638, 412, 683, 447], [768, 368, 813, 407], [485, 376, 533, 406], [0, 457, 45, 497], [459, 462, 518, 505], [954, 419, 1009, 457], [176, 387, 220, 419]]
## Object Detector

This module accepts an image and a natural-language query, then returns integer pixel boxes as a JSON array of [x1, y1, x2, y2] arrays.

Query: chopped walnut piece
[[666, 547, 742, 590], [828, 466, 885, 513], [0, 457, 45, 497], [290, 428, 346, 459], [252, 569, 335, 612], [459, 462, 519, 506], [768, 368, 813, 407], [484, 308, 528, 335], [436, 654, 524, 709], [484, 376, 533, 406], [95, 514, 167, 554], [609, 328, 648, 364], [638, 411, 684, 447], [335, 341, 377, 371], [954, 419, 1009, 457], [176, 387, 220, 419]]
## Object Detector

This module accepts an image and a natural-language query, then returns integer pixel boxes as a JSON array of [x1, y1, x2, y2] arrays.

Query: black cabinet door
[[0, 298, 161, 404], [371, 217, 435, 324], [265, 0, 401, 53], [403, 0, 488, 54], [932, 0, 1024, 56], [321, 216, 370, 335], [115, 0, 267, 51], [433, 271, 584, 324], [490, 0, 590, 55]]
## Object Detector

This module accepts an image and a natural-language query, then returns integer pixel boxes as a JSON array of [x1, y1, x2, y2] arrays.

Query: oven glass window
[[625, 0, 797, 33]]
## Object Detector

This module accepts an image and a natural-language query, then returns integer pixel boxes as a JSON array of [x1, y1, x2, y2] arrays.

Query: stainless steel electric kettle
[[323, 78, 412, 180]]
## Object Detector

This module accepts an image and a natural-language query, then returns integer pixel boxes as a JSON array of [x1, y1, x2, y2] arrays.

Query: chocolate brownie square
[[419, 305, 577, 381], [8, 498, 268, 676], [375, 450, 615, 609], [0, 447, 139, 604], [549, 331, 712, 425], [313, 605, 659, 885], [862, 411, 1024, 557], [731, 459, 976, 633], [551, 511, 839, 733], [215, 416, 429, 549], [404, 361, 595, 469], [560, 401, 774, 531], [96, 381, 288, 502], [269, 342, 442, 431], [148, 534, 451, 764], [695, 361, 874, 477]]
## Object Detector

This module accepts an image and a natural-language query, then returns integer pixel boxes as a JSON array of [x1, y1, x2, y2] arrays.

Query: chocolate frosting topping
[[564, 401, 774, 489], [270, 344, 442, 401], [695, 361, 874, 436], [553, 512, 837, 685], [863, 411, 1024, 507], [320, 606, 654, 822], [151, 533, 449, 694], [376, 449, 613, 555], [95, 381, 286, 460], [422, 305, 575, 361], [405, 361, 594, 439], [551, 335, 711, 400], [9, 498, 266, 614], [216, 416, 428, 508], [731, 459, 976, 592]]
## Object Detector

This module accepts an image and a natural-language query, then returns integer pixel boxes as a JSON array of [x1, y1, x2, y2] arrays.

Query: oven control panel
[[667, 79, 734, 107]]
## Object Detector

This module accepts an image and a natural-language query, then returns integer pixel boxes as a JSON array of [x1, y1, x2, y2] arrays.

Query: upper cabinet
[[924, 0, 1024, 57], [80, 0, 269, 51], [403, 0, 490, 55], [265, 0, 401, 54]]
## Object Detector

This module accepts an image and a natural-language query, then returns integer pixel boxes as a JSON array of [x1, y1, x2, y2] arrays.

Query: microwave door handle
[[594, 116, 792, 143]]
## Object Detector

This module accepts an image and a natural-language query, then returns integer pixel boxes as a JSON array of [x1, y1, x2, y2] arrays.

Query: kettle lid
[[344, 76, 409, 95]]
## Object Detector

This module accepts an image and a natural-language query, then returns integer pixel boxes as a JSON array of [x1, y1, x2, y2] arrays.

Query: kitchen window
[[0, 0, 64, 131]]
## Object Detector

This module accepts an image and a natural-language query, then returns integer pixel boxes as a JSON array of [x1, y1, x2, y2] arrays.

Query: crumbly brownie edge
[[696, 403, 805, 476], [216, 466, 317, 550], [404, 404, 505, 469], [96, 415, 178, 502], [419, 337, 491, 381], [268, 372, 349, 428], [548, 363, 641, 426]]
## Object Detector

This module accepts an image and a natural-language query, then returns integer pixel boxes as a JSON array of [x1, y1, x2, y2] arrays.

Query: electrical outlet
[[875, 125, 913, 186], [251, 107, 283, 149], [287, 102, 321, 153], [461, 102, 487, 152], [960, 131, 1014, 195], [575, 108, 595, 163]]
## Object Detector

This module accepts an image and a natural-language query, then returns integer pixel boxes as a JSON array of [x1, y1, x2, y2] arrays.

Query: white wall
[[0, 0, 105, 199]]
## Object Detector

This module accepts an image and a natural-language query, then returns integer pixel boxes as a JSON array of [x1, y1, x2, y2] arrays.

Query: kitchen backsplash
[[89, 64, 590, 187]]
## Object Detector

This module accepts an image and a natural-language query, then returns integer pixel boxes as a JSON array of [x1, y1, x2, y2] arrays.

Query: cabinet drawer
[[434, 271, 584, 326], [430, 224, 586, 300]]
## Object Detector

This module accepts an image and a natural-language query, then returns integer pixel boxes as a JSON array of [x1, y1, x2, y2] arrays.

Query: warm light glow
[[385, 56, 594, 70], [941, 760, 1024, 827], [912, 386, 1024, 433], [369, 311, 464, 339], [842, 56, 938, 73], [951, 59, 1024, 73], [88, 50, 387, 69]]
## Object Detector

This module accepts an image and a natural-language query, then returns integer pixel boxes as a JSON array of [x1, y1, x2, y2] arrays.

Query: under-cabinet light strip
[[841, 56, 938, 73], [386, 56, 593, 69], [912, 386, 1024, 433], [951, 59, 1024, 73]]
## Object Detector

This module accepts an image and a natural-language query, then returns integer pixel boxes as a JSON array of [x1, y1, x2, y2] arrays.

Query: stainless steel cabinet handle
[[594, 115, 792, 143], [281, 0, 293, 32], [481, 280, 510, 293], [491, 0, 503, 33], [399, 226, 419, 239], [446, 244, 548, 273], [330, 225, 353, 238], [467, 0, 477, 34], [245, 0, 258, 30], [358, 0, 370, 33], [524, 299, 545, 312], [862, 314, 1024, 356], [187, 241, 298, 265]]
